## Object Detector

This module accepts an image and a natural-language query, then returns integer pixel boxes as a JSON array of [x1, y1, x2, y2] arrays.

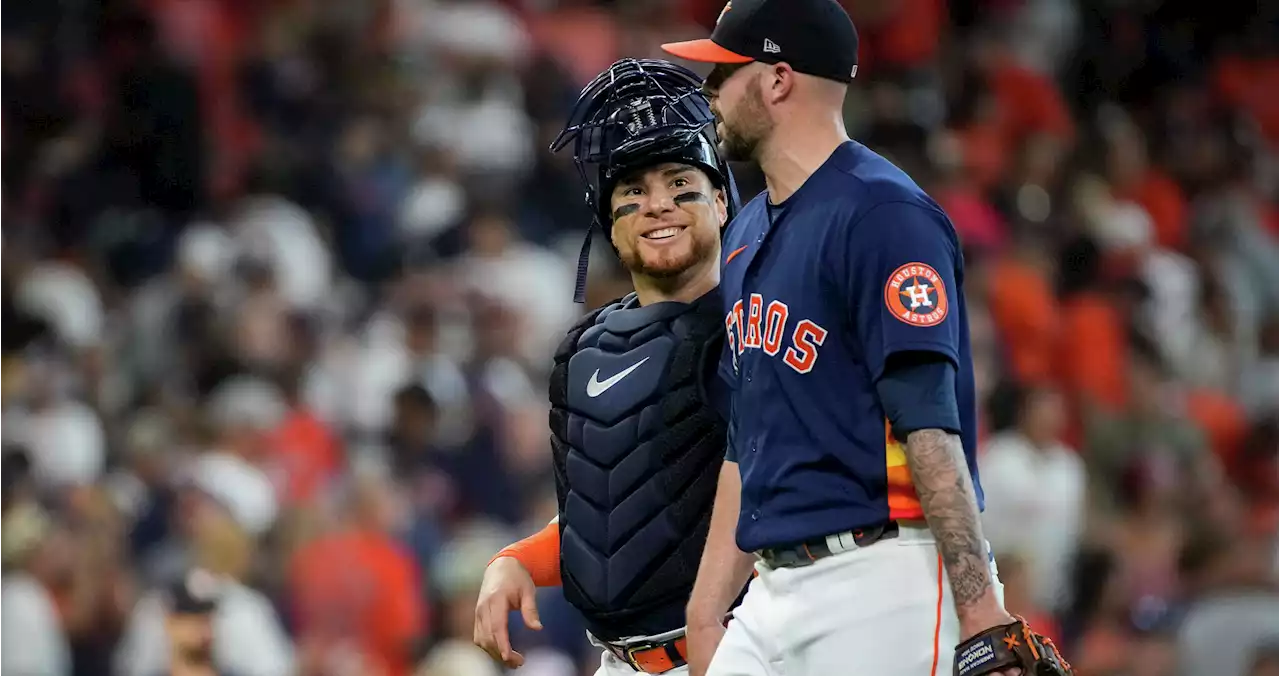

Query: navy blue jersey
[[718, 141, 983, 553]]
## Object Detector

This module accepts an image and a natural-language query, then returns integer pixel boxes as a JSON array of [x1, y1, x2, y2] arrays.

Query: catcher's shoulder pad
[[552, 295, 626, 368], [954, 617, 1072, 676]]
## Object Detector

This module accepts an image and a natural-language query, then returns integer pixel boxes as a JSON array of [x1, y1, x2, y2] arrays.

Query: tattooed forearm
[[904, 428, 995, 615]]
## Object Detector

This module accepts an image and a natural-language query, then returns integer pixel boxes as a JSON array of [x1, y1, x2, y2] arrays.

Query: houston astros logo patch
[[884, 262, 949, 327]]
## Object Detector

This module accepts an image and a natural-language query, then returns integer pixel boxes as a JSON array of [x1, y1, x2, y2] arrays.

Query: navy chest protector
[[549, 291, 728, 641]]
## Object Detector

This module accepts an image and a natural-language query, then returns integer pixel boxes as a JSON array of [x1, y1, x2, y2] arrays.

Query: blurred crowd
[[0, 0, 1276, 675]]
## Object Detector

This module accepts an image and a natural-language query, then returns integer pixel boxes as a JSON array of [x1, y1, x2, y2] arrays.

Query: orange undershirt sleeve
[[489, 520, 562, 587]]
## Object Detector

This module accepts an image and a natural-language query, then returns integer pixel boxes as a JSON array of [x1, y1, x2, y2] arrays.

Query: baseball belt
[[606, 635, 688, 674], [605, 614, 735, 673], [756, 521, 900, 569]]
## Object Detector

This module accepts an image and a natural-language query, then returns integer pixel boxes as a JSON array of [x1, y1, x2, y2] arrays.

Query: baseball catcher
[[472, 58, 742, 676]]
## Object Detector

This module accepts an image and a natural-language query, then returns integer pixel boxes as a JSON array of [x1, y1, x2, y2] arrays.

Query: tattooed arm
[[842, 200, 1013, 637], [905, 428, 1013, 635], [875, 352, 1013, 638]]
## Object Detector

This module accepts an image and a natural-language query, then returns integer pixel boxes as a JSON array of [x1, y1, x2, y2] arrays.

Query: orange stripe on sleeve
[[489, 520, 562, 587], [885, 423, 925, 520]]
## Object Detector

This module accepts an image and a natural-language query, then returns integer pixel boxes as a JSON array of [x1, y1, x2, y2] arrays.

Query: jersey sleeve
[[842, 201, 962, 381]]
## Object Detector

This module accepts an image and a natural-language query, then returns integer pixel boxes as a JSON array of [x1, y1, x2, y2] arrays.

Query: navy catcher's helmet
[[551, 58, 741, 302]]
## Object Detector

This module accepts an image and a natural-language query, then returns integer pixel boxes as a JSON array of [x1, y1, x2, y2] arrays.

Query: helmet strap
[[574, 219, 598, 304]]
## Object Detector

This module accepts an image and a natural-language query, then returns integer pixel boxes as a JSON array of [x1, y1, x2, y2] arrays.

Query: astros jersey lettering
[[718, 141, 983, 552]]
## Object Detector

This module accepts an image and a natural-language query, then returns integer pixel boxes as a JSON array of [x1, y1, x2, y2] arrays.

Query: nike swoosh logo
[[725, 245, 749, 264], [586, 357, 650, 398]]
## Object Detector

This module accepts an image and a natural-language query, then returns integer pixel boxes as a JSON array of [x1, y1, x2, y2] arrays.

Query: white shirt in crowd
[[113, 582, 295, 676], [979, 430, 1087, 613], [2, 574, 72, 676], [6, 399, 106, 488]]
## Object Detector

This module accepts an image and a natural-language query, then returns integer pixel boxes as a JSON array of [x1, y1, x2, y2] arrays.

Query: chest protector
[[549, 290, 727, 641]]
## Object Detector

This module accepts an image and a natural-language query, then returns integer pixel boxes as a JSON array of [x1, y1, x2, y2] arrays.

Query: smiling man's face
[[608, 162, 726, 279]]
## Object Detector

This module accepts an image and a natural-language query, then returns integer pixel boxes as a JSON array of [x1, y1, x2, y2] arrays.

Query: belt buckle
[[625, 642, 655, 671]]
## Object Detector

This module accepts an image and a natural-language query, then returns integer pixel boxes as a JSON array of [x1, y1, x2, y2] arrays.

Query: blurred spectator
[[228, 194, 334, 308], [456, 209, 576, 365], [1085, 339, 1214, 511], [1175, 530, 1279, 676], [4, 353, 107, 489], [984, 230, 1059, 384], [1, 504, 73, 676], [980, 384, 1085, 614], [288, 471, 427, 676], [425, 520, 527, 676], [398, 146, 467, 251], [265, 367, 343, 509], [13, 260, 105, 351], [1054, 236, 1134, 415], [159, 570, 222, 676], [116, 455, 291, 676], [205, 377, 289, 468]]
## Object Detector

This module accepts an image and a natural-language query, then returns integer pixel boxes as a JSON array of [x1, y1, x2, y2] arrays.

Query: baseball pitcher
[[660, 1, 1073, 675]]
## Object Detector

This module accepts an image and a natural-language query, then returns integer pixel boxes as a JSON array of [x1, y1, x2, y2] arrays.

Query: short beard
[[719, 80, 772, 163], [616, 231, 715, 281]]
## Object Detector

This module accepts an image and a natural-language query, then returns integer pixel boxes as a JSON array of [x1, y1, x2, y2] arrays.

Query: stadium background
[[1, 0, 1277, 674]]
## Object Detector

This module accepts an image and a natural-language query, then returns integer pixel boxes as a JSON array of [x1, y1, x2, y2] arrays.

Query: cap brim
[[660, 39, 753, 64]]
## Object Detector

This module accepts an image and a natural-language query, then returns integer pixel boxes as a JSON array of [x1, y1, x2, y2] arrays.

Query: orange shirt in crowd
[[1057, 293, 1129, 412], [988, 58, 1075, 146], [1113, 170, 1188, 251], [956, 123, 1010, 193], [289, 531, 427, 676], [270, 407, 342, 506], [847, 0, 944, 74], [1214, 55, 1279, 147], [987, 256, 1059, 384], [526, 7, 621, 86]]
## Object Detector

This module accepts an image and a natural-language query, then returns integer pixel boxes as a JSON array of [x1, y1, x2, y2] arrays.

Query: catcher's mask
[[551, 58, 741, 303]]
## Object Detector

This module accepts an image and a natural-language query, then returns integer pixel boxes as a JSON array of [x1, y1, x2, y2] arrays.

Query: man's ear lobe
[[770, 64, 793, 101], [715, 189, 728, 226]]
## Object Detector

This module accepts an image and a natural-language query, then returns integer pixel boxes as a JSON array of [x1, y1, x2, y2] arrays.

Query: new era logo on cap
[[661, 0, 859, 84]]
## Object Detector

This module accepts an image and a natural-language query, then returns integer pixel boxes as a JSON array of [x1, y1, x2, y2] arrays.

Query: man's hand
[[473, 556, 542, 668], [685, 619, 726, 676]]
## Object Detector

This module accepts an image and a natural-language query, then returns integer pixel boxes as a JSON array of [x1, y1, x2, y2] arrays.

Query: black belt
[[756, 521, 900, 569]]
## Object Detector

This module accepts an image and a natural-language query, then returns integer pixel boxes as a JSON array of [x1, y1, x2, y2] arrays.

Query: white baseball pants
[[707, 523, 1004, 676]]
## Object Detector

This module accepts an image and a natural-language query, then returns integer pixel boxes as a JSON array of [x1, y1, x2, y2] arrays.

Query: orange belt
[[608, 635, 689, 674]]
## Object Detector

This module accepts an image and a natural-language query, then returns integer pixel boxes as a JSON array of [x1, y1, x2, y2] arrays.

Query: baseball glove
[[954, 616, 1073, 676]]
